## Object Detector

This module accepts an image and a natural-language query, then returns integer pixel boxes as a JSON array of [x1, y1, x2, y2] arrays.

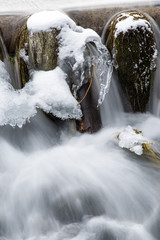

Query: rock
[[117, 126, 160, 162], [103, 10, 157, 112]]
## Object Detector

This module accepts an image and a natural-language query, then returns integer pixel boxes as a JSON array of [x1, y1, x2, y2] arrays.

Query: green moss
[[106, 10, 157, 112]]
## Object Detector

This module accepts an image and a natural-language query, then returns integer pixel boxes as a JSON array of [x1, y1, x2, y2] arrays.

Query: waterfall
[[1, 8, 160, 240]]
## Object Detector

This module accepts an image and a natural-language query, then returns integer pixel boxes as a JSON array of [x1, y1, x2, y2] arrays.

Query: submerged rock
[[104, 10, 157, 112], [117, 126, 160, 163]]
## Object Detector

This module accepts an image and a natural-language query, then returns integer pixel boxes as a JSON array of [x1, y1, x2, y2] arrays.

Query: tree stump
[[103, 10, 157, 112]]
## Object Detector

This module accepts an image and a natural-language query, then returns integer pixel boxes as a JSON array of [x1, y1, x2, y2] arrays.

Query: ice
[[87, 42, 113, 107], [58, 26, 100, 70], [0, 61, 82, 127], [117, 125, 150, 155]]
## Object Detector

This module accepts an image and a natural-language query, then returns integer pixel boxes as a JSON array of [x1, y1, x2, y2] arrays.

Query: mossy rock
[[117, 127, 160, 163], [105, 10, 157, 112]]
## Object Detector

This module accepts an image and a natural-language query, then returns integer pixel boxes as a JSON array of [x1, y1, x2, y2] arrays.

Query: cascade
[[0, 3, 160, 240]]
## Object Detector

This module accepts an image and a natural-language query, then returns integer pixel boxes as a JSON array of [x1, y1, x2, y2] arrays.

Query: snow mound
[[27, 10, 77, 32], [117, 125, 150, 155], [0, 61, 82, 127]]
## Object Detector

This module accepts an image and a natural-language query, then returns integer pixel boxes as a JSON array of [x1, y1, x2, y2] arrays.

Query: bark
[[76, 78, 102, 133], [104, 10, 157, 112], [28, 29, 59, 71]]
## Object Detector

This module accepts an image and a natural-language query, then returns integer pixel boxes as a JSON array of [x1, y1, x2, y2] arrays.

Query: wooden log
[[28, 29, 59, 71], [76, 71, 102, 133]]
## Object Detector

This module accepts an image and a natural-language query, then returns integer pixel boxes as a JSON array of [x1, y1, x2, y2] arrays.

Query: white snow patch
[[117, 125, 150, 155], [0, 61, 82, 127], [114, 13, 152, 38], [27, 10, 77, 33]]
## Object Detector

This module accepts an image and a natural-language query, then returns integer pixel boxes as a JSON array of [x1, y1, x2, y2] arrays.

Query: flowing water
[[1, 2, 160, 240]]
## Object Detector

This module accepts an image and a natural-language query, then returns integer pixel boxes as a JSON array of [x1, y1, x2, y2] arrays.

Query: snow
[[114, 13, 152, 38], [27, 10, 77, 33], [20, 48, 29, 63], [58, 26, 100, 71], [25, 69, 82, 120], [117, 125, 150, 155], [0, 61, 82, 127]]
